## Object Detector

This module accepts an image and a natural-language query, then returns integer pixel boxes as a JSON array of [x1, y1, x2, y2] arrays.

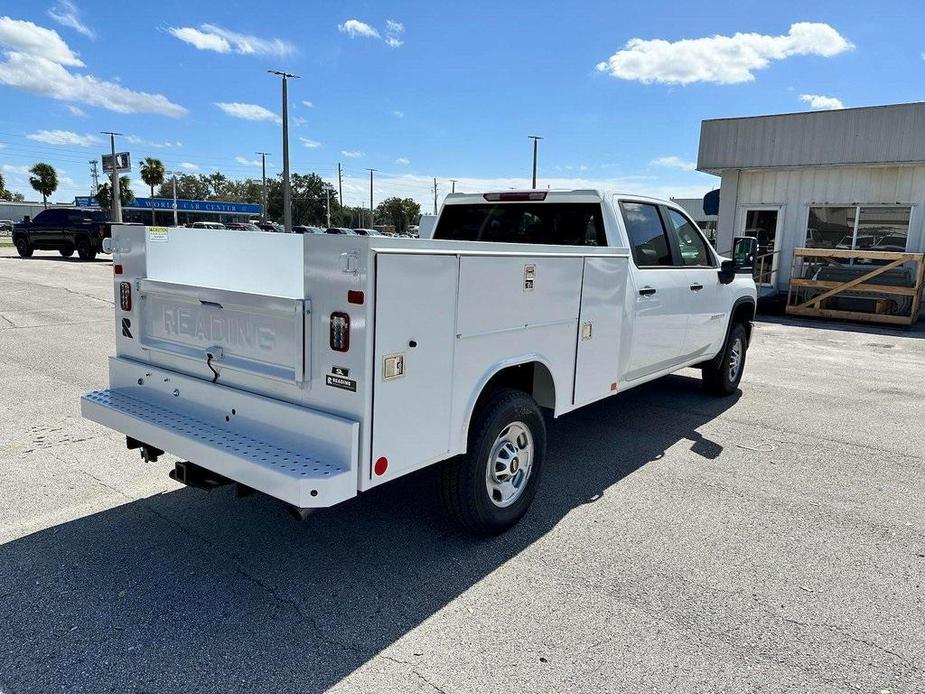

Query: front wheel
[[703, 323, 748, 396], [14, 237, 32, 258], [59, 245, 74, 257], [439, 388, 546, 535]]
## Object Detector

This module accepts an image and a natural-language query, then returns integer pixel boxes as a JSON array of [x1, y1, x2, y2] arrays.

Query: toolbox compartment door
[[371, 254, 458, 478], [137, 279, 306, 384]]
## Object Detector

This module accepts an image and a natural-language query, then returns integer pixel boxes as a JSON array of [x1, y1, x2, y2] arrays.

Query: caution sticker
[[148, 227, 169, 243]]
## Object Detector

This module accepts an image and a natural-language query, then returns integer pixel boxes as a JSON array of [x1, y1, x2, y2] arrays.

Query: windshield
[[433, 202, 606, 245]]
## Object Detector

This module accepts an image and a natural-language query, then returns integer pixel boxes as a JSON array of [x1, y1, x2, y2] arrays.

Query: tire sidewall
[[15, 238, 31, 257], [466, 393, 546, 531], [76, 238, 94, 260], [722, 324, 748, 391]]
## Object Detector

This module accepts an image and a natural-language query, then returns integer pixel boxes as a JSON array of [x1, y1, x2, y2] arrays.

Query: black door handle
[[690, 283, 703, 291], [638, 287, 657, 296]]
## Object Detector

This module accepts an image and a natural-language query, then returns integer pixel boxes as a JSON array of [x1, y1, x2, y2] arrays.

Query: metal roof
[[698, 102, 925, 173]]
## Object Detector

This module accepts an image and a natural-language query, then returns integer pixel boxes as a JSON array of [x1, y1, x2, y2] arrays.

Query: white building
[[669, 197, 718, 242], [698, 102, 925, 293]]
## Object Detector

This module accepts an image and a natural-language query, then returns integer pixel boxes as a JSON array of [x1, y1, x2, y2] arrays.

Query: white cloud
[[27, 129, 99, 146], [341, 150, 363, 158], [392, 110, 404, 118], [179, 162, 198, 171], [300, 137, 322, 148], [2, 164, 30, 176], [66, 104, 86, 116], [215, 102, 281, 124], [649, 155, 696, 171], [0, 17, 186, 117], [47, 1, 95, 39], [385, 19, 404, 48], [799, 93, 844, 110], [395, 157, 410, 165], [596, 22, 853, 85], [292, 115, 307, 126], [302, 100, 314, 108], [168, 27, 229, 53], [125, 134, 181, 148], [235, 155, 262, 166], [0, 16, 83, 66], [167, 24, 293, 56], [338, 19, 380, 39]]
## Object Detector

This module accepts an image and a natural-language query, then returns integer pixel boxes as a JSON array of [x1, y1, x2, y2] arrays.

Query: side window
[[32, 210, 55, 225], [665, 208, 713, 267], [620, 202, 673, 267]]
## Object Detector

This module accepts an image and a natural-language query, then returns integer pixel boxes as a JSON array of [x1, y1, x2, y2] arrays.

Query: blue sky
[[1, 0, 923, 209]]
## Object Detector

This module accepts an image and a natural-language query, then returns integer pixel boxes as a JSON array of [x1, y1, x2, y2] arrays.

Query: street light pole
[[101, 131, 123, 222], [365, 168, 376, 228], [528, 135, 543, 189], [269, 70, 300, 232], [450, 179, 458, 194], [326, 187, 331, 227], [164, 170, 179, 226], [256, 151, 270, 223]]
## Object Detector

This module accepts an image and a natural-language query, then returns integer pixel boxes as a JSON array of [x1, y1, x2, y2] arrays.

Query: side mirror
[[102, 238, 113, 254], [718, 259, 736, 285], [732, 236, 757, 269]]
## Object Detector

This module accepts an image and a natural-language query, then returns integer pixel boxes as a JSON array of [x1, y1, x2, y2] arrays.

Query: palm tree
[[140, 157, 165, 224], [29, 163, 58, 209]]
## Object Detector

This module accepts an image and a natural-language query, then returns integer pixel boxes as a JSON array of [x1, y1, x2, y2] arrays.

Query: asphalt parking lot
[[1, 248, 923, 694]]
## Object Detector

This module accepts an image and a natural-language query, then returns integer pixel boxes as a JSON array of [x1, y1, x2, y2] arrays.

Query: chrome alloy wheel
[[485, 422, 534, 508], [728, 337, 743, 382]]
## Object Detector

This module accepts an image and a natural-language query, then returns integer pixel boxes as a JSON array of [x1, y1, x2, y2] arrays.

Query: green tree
[[95, 177, 135, 212], [375, 197, 421, 233], [140, 157, 165, 224], [267, 172, 338, 225], [29, 163, 57, 209]]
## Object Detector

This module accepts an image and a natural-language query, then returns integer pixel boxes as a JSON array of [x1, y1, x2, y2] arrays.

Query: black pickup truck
[[12, 208, 112, 261]]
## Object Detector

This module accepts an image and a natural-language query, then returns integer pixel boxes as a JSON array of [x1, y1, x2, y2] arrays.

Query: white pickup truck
[[81, 190, 756, 534]]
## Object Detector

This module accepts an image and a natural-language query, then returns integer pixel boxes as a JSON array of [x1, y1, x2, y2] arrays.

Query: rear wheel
[[440, 388, 546, 535], [703, 323, 748, 396], [14, 237, 32, 258], [59, 245, 74, 257], [76, 238, 96, 261]]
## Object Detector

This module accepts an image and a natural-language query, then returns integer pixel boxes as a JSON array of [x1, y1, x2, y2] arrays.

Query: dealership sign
[[75, 196, 263, 215]]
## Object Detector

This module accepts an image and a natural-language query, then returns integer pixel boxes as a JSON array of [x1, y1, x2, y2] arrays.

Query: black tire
[[14, 237, 32, 258], [703, 322, 748, 396], [59, 245, 74, 257], [439, 388, 546, 535], [76, 238, 96, 261]]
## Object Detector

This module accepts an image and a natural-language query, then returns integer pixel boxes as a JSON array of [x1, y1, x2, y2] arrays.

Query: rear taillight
[[119, 281, 131, 311], [483, 191, 547, 202], [330, 312, 350, 352]]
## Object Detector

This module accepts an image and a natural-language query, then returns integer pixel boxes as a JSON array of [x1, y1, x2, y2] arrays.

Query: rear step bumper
[[81, 358, 359, 508]]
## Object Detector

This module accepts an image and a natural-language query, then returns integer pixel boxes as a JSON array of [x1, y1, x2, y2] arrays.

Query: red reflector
[[114, 264, 123, 275], [483, 191, 547, 202], [330, 312, 350, 352], [119, 281, 132, 311], [347, 290, 364, 305], [374, 457, 388, 476]]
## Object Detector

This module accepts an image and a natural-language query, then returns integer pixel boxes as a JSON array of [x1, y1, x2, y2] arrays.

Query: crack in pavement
[[379, 655, 449, 694]]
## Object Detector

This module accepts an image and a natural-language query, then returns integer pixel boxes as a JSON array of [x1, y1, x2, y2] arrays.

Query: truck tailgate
[[137, 279, 307, 384]]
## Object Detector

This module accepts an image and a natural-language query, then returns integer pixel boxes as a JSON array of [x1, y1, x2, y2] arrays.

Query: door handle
[[638, 287, 657, 296], [690, 283, 704, 291]]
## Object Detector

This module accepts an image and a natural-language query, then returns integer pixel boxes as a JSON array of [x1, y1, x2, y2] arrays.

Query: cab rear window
[[433, 203, 606, 246]]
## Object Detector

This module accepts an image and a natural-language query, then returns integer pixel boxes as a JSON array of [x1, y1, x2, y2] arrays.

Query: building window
[[806, 205, 910, 251]]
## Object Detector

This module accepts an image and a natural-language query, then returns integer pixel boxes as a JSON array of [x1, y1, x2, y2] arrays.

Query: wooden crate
[[786, 248, 925, 326]]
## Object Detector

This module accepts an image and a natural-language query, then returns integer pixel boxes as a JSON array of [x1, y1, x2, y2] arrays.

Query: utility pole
[[256, 151, 270, 223], [450, 179, 458, 194], [164, 170, 180, 226], [100, 131, 123, 222], [433, 178, 438, 215], [325, 187, 331, 228], [337, 162, 343, 206], [528, 135, 543, 189], [89, 160, 99, 197], [269, 70, 299, 232], [365, 168, 376, 228]]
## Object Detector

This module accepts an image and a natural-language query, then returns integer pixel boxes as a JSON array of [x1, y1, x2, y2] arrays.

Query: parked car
[[225, 222, 261, 231], [352, 228, 385, 236], [190, 221, 226, 230], [12, 208, 113, 260], [0, 219, 14, 233], [256, 222, 283, 233], [82, 189, 756, 535], [324, 227, 355, 235], [293, 225, 324, 234]]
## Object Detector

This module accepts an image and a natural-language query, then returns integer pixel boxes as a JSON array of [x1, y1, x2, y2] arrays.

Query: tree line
[[5, 158, 422, 232]]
